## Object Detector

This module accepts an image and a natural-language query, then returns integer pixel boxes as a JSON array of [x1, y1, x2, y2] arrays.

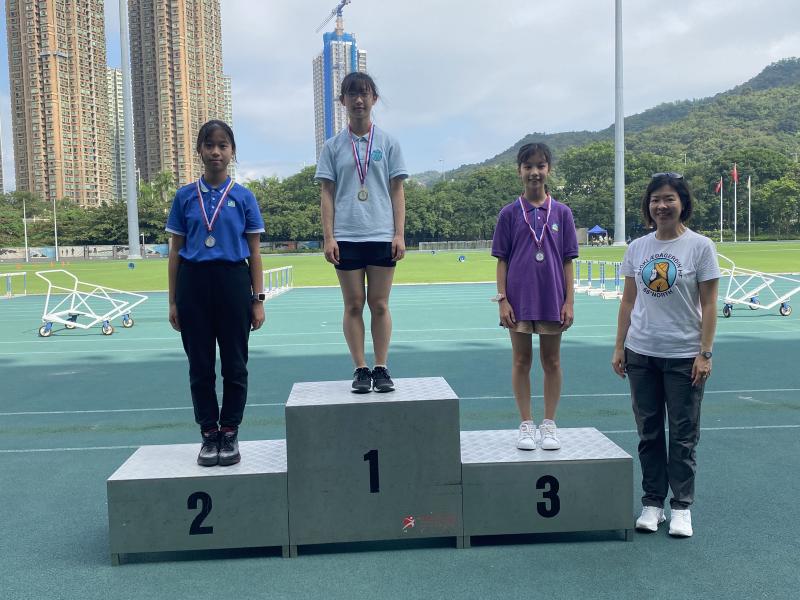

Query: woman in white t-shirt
[[612, 173, 720, 538]]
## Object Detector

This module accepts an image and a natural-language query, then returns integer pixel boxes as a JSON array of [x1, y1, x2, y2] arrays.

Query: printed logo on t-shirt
[[371, 149, 384, 162], [639, 253, 683, 297]]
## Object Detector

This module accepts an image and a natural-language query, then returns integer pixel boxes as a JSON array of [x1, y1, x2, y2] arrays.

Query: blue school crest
[[371, 149, 384, 162]]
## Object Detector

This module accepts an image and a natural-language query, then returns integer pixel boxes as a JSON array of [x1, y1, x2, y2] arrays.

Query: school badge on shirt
[[551, 223, 559, 233], [371, 149, 384, 162], [227, 200, 236, 207]]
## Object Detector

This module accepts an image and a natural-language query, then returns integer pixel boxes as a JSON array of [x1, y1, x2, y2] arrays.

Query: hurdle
[[600, 262, 624, 300], [1, 272, 27, 299], [574, 260, 593, 293], [263, 266, 294, 300], [587, 262, 606, 297]]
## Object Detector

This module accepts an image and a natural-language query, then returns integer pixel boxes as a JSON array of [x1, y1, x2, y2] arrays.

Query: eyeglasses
[[651, 172, 683, 179]]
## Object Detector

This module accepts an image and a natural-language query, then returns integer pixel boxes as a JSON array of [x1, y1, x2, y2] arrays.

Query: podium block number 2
[[188, 491, 214, 535], [536, 475, 560, 518], [363, 449, 380, 493]]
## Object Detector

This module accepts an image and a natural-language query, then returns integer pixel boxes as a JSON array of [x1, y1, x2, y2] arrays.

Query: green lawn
[[2, 240, 798, 294]]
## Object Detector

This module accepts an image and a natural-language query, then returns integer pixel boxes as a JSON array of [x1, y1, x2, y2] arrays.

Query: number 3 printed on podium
[[536, 475, 560, 518]]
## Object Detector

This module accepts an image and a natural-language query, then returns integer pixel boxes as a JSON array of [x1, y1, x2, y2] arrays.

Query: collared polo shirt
[[491, 196, 579, 322], [315, 125, 408, 242], [166, 177, 265, 263]]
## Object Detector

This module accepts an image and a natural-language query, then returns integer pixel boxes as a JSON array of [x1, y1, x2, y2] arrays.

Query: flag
[[732, 164, 739, 183], [714, 177, 722, 193]]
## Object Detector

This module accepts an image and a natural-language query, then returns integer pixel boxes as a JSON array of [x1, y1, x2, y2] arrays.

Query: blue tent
[[587, 225, 607, 235]]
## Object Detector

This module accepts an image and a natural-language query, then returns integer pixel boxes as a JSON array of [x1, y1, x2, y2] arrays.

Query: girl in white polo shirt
[[316, 72, 408, 393]]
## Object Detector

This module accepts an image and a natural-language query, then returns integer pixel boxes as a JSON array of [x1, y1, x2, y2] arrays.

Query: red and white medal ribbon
[[518, 195, 551, 261], [195, 178, 235, 236], [350, 124, 374, 200]]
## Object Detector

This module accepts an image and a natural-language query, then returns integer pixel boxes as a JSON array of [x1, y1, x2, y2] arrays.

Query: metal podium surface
[[461, 428, 633, 543], [107, 439, 289, 563], [286, 378, 463, 548]]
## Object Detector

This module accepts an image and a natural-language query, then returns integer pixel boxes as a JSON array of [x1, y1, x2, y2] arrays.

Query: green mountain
[[414, 57, 800, 184]]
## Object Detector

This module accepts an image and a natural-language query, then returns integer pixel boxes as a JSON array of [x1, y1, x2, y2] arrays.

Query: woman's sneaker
[[668, 509, 693, 537], [516, 420, 536, 450], [371, 366, 395, 392], [539, 420, 561, 450], [197, 429, 219, 467], [635, 506, 666, 532], [352, 367, 372, 393]]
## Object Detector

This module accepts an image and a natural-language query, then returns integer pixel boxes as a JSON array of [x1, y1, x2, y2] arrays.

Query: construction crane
[[315, 0, 351, 33]]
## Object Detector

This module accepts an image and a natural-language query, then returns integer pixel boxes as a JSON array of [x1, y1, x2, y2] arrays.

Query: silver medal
[[535, 250, 545, 262], [357, 186, 369, 201], [205, 235, 216, 248]]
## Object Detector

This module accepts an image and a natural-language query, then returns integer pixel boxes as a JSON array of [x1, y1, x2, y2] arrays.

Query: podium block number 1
[[363, 449, 380, 493], [188, 491, 214, 535]]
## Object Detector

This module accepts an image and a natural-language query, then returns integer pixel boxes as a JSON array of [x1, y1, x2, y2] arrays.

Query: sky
[[1, 0, 800, 190]]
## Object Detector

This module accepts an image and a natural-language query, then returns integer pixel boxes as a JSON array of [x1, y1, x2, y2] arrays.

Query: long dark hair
[[196, 119, 236, 159]]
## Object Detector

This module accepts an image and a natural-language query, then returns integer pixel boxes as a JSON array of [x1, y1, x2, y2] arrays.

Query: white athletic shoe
[[539, 421, 561, 450], [635, 506, 666, 532], [669, 509, 693, 537], [516, 421, 536, 450]]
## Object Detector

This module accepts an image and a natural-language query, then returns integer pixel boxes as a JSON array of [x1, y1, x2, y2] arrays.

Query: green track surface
[[2, 240, 799, 295], [0, 281, 798, 599]]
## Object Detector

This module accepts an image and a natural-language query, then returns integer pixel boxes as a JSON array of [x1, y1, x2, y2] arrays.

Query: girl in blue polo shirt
[[316, 72, 409, 393], [166, 120, 266, 467]]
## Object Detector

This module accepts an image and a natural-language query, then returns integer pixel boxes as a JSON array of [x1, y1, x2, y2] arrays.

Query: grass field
[[1, 240, 798, 295]]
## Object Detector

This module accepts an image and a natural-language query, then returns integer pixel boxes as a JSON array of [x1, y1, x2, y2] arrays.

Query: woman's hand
[[498, 299, 516, 329], [251, 301, 266, 331], [392, 235, 406, 261], [691, 355, 711, 387], [168, 302, 180, 332], [611, 347, 626, 378], [324, 238, 340, 265]]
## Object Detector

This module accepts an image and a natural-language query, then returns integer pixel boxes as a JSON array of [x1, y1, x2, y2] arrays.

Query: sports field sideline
[[0, 242, 798, 599]]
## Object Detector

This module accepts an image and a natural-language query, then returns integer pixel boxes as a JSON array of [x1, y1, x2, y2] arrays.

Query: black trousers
[[625, 348, 704, 510], [176, 260, 252, 430]]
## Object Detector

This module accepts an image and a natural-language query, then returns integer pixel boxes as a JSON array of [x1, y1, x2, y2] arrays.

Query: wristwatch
[[699, 350, 712, 359], [252, 292, 266, 302], [491, 293, 506, 303]]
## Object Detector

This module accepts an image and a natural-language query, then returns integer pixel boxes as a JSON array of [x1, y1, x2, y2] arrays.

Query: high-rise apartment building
[[6, 0, 110, 207], [107, 68, 127, 202], [313, 15, 367, 159], [128, 0, 227, 186], [222, 74, 235, 180]]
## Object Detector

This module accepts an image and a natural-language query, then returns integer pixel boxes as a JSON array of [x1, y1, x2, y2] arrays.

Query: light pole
[[52, 195, 59, 260], [22, 197, 29, 263], [613, 0, 626, 245], [439, 159, 445, 181], [120, 0, 141, 259]]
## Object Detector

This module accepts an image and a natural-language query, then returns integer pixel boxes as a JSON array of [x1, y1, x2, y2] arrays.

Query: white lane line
[[2, 424, 798, 454], [3, 389, 797, 417]]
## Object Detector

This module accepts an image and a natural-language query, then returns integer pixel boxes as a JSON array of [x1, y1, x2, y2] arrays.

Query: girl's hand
[[611, 347, 626, 378], [560, 301, 574, 331], [324, 239, 340, 265], [392, 235, 406, 261], [498, 300, 516, 329], [691, 355, 711, 387], [251, 302, 266, 331]]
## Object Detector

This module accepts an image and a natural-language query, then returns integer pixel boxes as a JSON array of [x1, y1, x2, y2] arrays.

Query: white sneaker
[[669, 509, 693, 537], [635, 506, 666, 532], [516, 421, 536, 450], [539, 421, 561, 450]]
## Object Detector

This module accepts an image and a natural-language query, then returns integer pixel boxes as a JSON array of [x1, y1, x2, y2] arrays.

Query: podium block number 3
[[188, 491, 214, 535], [536, 475, 560, 518], [363, 449, 380, 493]]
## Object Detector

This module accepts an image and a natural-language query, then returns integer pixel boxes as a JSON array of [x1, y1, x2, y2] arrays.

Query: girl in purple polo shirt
[[491, 143, 579, 451]]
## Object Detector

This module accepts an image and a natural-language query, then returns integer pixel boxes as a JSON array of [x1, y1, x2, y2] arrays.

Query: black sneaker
[[218, 429, 241, 466], [371, 366, 395, 392], [352, 367, 372, 393], [197, 429, 219, 467]]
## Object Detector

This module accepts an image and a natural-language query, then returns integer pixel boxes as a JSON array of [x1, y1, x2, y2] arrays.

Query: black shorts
[[335, 241, 396, 271]]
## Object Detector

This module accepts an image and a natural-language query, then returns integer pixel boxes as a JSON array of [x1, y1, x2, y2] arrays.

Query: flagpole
[[747, 175, 751, 242], [733, 164, 738, 243], [719, 178, 723, 243]]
